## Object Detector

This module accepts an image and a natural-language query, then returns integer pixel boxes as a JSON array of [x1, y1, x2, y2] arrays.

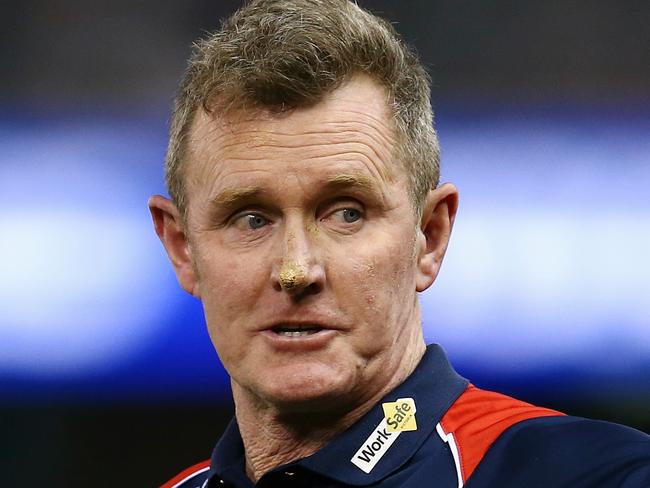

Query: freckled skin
[[149, 74, 458, 479], [151, 75, 456, 422], [182, 76, 430, 414]]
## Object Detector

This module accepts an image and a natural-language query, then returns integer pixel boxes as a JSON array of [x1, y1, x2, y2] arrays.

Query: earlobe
[[415, 183, 459, 292], [148, 195, 201, 298]]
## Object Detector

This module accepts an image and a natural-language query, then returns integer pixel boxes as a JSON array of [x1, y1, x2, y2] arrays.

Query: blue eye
[[247, 214, 268, 229], [342, 208, 362, 223]]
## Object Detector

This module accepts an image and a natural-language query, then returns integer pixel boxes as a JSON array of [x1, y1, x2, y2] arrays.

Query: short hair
[[166, 0, 440, 221]]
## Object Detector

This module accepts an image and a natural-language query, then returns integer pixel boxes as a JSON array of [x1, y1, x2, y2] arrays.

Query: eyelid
[[320, 200, 365, 223], [228, 208, 273, 229], [320, 196, 363, 212]]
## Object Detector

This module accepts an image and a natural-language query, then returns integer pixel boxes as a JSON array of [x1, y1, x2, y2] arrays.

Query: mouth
[[261, 321, 337, 350], [271, 324, 325, 337]]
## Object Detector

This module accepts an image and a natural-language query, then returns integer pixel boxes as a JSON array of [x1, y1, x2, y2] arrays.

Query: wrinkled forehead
[[182, 75, 407, 192]]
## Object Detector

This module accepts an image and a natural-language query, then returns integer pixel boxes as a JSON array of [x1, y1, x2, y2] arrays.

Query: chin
[[256, 364, 355, 412]]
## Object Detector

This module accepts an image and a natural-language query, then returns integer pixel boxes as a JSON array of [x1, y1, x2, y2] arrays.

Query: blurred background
[[1, 0, 648, 486]]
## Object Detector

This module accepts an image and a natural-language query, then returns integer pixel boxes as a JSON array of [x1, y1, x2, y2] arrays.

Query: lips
[[259, 318, 342, 342], [269, 322, 332, 337], [259, 319, 340, 350], [271, 324, 324, 337]]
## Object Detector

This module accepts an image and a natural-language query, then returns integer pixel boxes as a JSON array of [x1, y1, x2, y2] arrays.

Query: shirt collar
[[209, 344, 468, 486]]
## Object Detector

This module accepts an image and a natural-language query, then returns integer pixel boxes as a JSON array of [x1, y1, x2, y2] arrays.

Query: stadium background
[[1, 1, 648, 486]]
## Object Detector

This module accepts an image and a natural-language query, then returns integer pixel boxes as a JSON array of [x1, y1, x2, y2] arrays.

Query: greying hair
[[166, 0, 440, 221]]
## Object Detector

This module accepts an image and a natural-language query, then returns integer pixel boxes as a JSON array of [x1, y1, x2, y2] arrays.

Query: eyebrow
[[207, 186, 266, 223], [207, 172, 385, 218], [322, 173, 384, 201], [324, 173, 375, 191], [210, 186, 264, 208]]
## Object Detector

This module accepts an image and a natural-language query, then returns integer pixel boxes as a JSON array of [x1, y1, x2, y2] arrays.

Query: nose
[[271, 224, 325, 297]]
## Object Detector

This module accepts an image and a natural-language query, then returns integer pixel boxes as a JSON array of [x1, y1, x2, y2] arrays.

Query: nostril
[[287, 281, 323, 303], [303, 281, 322, 296]]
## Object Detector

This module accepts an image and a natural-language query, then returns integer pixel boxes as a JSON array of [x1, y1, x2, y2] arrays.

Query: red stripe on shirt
[[160, 459, 211, 488], [440, 384, 564, 484]]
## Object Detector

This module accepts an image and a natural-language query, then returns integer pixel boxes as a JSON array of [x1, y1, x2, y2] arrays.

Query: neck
[[233, 396, 355, 482], [232, 333, 426, 482]]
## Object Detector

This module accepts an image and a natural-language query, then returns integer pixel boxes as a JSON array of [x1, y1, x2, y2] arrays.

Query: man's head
[[166, 0, 440, 224], [150, 0, 457, 414]]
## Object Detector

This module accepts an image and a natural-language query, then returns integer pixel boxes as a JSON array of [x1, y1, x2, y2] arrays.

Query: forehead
[[184, 76, 404, 197]]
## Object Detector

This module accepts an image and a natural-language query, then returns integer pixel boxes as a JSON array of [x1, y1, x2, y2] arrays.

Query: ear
[[415, 183, 459, 292], [148, 195, 201, 298]]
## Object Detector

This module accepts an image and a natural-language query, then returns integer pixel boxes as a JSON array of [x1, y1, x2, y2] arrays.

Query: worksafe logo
[[382, 397, 417, 432], [351, 398, 417, 473]]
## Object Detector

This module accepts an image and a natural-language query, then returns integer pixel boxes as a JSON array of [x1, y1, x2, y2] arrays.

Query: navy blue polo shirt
[[162, 345, 650, 488]]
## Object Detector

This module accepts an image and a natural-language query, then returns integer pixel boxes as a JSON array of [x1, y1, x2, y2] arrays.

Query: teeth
[[276, 329, 320, 337]]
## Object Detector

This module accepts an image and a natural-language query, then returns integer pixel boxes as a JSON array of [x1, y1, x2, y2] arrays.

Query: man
[[150, 1, 650, 486]]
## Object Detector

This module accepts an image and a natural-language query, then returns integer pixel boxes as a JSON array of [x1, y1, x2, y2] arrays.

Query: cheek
[[341, 239, 416, 319], [355, 260, 379, 306], [195, 246, 268, 326], [196, 250, 270, 372]]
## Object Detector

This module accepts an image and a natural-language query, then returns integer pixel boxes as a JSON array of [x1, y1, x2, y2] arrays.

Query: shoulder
[[475, 415, 650, 486], [438, 385, 650, 487], [437, 384, 564, 485], [160, 459, 211, 488]]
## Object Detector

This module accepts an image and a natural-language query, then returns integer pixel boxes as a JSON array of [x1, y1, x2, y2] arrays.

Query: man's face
[[179, 76, 432, 411]]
